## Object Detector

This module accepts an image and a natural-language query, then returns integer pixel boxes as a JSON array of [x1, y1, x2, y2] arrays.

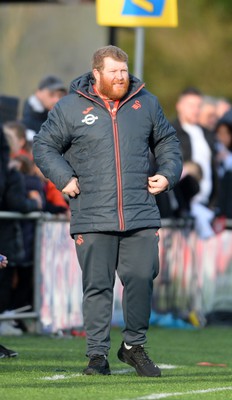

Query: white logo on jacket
[[81, 114, 98, 125]]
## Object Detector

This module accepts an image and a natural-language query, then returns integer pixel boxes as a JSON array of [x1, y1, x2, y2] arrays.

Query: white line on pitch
[[131, 386, 232, 400], [41, 374, 82, 380]]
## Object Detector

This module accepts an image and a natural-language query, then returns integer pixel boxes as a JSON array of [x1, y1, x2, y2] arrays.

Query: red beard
[[98, 74, 129, 101]]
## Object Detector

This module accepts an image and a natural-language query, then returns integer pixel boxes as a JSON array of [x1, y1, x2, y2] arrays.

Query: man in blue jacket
[[33, 45, 182, 377]]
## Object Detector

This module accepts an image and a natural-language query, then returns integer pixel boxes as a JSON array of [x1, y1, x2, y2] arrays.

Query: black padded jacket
[[33, 73, 182, 235]]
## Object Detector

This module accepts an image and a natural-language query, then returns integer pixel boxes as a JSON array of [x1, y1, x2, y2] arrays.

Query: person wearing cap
[[22, 75, 67, 137]]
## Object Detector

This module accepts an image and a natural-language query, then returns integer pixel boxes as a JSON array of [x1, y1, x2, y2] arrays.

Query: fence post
[[33, 214, 44, 334]]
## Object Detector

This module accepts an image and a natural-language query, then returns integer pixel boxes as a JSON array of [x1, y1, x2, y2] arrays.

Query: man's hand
[[62, 177, 80, 198], [148, 174, 169, 195]]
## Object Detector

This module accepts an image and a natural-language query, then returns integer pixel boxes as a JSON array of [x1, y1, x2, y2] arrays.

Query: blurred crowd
[[156, 88, 232, 239], [0, 75, 70, 335], [0, 74, 232, 335]]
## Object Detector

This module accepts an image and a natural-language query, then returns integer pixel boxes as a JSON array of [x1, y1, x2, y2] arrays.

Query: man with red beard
[[33, 46, 182, 377]]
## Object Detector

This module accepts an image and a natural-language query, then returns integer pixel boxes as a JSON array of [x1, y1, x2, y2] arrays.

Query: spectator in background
[[154, 159, 202, 220], [173, 161, 203, 218], [3, 120, 33, 159], [4, 155, 45, 319], [0, 137, 68, 321], [0, 126, 9, 198], [22, 75, 67, 140], [33, 163, 70, 216], [0, 126, 42, 335], [215, 109, 232, 218], [215, 97, 231, 120], [216, 109, 232, 164], [20, 75, 69, 212], [172, 87, 218, 239], [198, 95, 218, 132], [0, 134, 69, 326], [3, 120, 69, 215], [0, 254, 18, 358]]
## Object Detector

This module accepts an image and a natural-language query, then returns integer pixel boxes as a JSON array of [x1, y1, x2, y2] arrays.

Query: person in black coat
[[21, 75, 67, 137], [171, 88, 218, 239], [172, 88, 218, 208], [0, 126, 42, 320], [0, 254, 18, 357], [215, 109, 232, 218], [0, 126, 9, 200]]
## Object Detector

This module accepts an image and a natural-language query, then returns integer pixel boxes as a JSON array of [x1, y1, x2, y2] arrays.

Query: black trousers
[[75, 228, 159, 356]]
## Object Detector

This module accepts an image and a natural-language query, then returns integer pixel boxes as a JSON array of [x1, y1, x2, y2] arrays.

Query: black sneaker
[[117, 342, 161, 377], [0, 344, 18, 358], [83, 355, 111, 375]]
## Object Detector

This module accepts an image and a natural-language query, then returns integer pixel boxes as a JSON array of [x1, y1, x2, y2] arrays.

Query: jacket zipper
[[111, 110, 125, 231], [112, 85, 144, 228]]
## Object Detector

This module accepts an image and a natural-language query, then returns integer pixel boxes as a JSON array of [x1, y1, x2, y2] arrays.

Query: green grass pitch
[[0, 326, 231, 400]]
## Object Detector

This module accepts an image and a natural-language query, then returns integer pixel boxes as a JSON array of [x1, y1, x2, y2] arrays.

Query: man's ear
[[92, 69, 100, 83]]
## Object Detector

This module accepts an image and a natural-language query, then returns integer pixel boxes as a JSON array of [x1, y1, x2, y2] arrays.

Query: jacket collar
[[69, 72, 145, 103]]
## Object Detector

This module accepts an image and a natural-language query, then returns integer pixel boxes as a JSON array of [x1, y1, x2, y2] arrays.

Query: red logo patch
[[132, 100, 141, 110], [76, 235, 84, 245], [82, 107, 94, 115]]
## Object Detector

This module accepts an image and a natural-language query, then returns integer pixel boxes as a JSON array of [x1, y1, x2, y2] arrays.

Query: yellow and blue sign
[[96, 0, 178, 27]]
